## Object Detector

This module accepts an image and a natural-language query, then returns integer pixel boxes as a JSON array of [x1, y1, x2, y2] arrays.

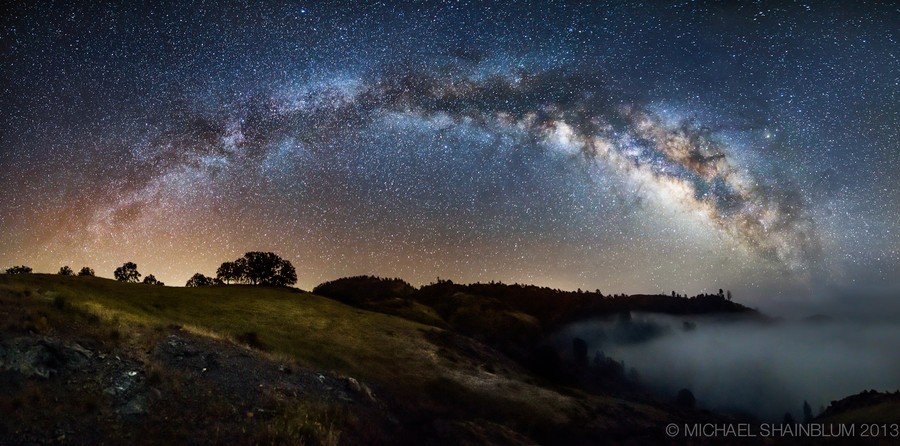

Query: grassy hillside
[[2, 274, 436, 384], [0, 273, 697, 444]]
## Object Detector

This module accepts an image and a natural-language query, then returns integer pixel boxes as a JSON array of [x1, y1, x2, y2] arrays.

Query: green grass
[[0, 274, 438, 389]]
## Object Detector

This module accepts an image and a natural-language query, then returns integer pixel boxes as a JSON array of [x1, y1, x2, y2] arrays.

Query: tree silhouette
[[216, 260, 246, 284], [58, 266, 74, 276], [802, 400, 813, 423], [219, 252, 296, 286], [675, 388, 696, 408], [142, 274, 163, 285], [77, 267, 95, 277], [4, 265, 32, 274], [114, 262, 141, 283], [245, 252, 296, 286], [186, 273, 217, 287]]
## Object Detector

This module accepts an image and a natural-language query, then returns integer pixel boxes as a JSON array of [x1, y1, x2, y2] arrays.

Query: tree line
[[187, 252, 296, 287], [5, 265, 95, 277], [2, 251, 297, 288]]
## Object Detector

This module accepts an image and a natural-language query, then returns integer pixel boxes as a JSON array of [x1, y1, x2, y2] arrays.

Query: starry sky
[[1, 1, 897, 304]]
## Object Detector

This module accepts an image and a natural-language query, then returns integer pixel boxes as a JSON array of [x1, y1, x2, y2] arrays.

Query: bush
[[4, 265, 33, 274], [77, 267, 95, 277], [58, 266, 74, 276], [236, 331, 269, 351], [142, 274, 164, 286], [185, 273, 217, 287]]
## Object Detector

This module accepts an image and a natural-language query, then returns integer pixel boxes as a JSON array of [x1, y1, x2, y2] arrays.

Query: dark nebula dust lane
[[1, 1, 898, 305]]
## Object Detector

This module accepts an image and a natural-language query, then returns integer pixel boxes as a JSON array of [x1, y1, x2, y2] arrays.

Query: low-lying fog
[[556, 309, 900, 421]]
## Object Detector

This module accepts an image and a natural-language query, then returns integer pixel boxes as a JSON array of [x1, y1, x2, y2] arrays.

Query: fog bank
[[557, 313, 900, 421]]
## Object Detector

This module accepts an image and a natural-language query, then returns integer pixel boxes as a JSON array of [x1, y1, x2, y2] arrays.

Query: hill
[[314, 276, 759, 351], [815, 390, 900, 425], [1, 274, 737, 444]]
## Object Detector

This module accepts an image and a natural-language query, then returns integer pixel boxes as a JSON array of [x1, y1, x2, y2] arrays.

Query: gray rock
[[0, 338, 61, 378], [119, 394, 146, 415]]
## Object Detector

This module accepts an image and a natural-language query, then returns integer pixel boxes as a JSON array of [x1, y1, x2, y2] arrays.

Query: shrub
[[58, 266, 74, 276], [142, 274, 164, 286], [236, 331, 269, 351], [77, 267, 95, 277], [4, 265, 33, 274], [185, 273, 217, 287]]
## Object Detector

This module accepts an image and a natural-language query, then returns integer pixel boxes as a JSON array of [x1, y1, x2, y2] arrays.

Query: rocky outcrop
[[0, 337, 90, 378]]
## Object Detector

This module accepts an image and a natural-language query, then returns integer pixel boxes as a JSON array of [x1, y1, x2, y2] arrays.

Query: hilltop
[[815, 390, 900, 425], [2, 273, 752, 444]]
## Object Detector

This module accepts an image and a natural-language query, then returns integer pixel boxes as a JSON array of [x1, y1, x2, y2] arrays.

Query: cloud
[[558, 313, 900, 421]]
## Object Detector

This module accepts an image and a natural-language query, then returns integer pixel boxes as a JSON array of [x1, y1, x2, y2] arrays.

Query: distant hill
[[313, 276, 762, 399], [816, 390, 900, 425], [417, 280, 757, 328], [315, 276, 759, 345]]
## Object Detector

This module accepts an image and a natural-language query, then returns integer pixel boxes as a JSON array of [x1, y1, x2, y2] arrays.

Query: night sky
[[1, 1, 897, 304]]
